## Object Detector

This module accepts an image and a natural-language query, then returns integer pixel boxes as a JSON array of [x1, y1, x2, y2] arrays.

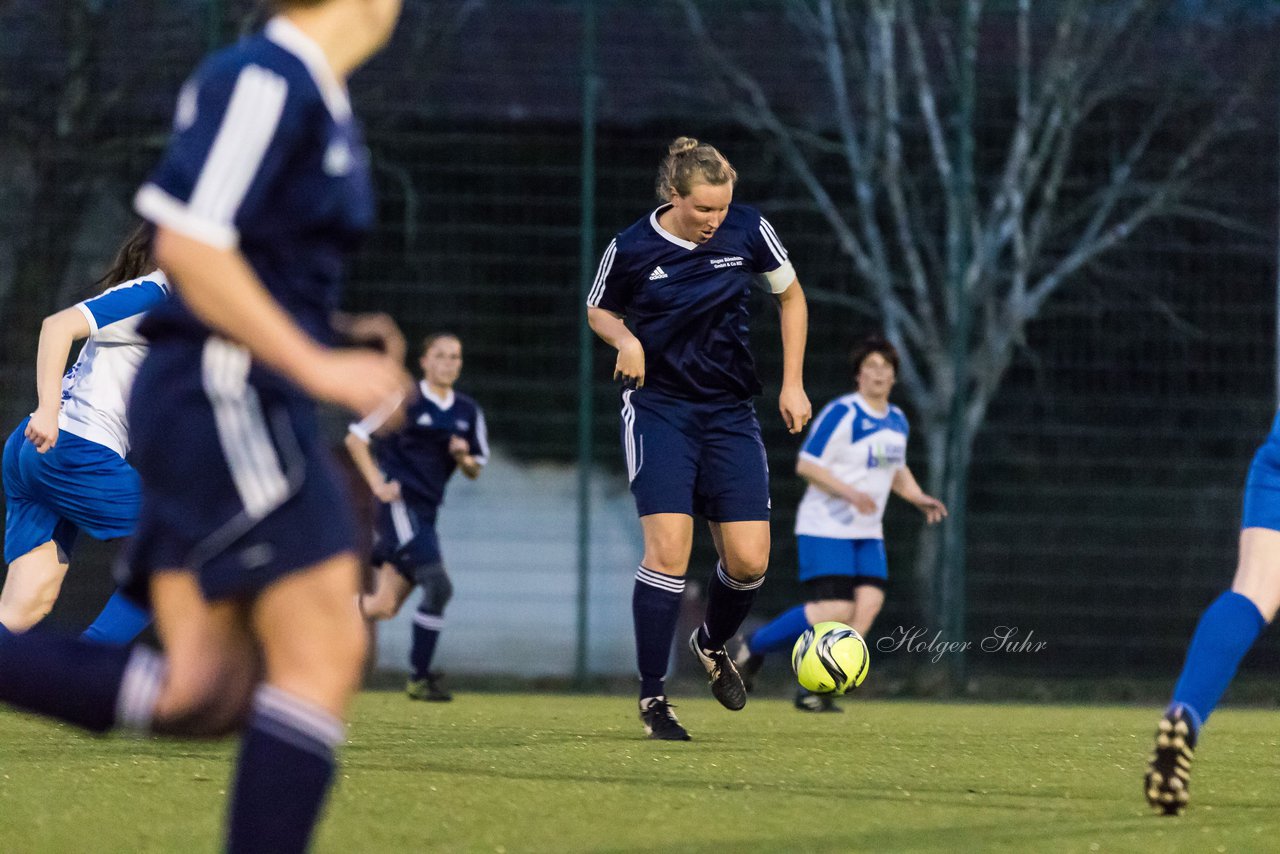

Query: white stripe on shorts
[[389, 499, 415, 547], [201, 338, 290, 519], [621, 388, 643, 483]]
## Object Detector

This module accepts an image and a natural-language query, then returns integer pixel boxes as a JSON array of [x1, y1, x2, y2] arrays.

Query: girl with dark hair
[[740, 335, 946, 712], [0, 222, 165, 644], [588, 136, 811, 740]]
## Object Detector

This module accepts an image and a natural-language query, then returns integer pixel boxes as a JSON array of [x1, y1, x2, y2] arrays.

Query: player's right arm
[[25, 307, 91, 453], [154, 230, 405, 419], [585, 237, 644, 386], [587, 308, 645, 387], [796, 457, 877, 515], [343, 425, 400, 504]]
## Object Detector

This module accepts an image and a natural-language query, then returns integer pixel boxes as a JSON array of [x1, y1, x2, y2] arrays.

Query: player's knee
[[721, 554, 768, 583], [154, 658, 256, 737], [0, 596, 54, 633], [415, 564, 453, 614]]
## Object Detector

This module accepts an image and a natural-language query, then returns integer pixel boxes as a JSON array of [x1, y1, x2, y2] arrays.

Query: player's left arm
[[450, 405, 489, 480], [774, 278, 811, 435], [891, 466, 948, 524]]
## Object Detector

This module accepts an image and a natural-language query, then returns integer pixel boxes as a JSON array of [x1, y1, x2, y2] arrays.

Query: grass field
[[1, 691, 1278, 852]]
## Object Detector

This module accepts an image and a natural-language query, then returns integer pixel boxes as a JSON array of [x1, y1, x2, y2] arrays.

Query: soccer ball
[[792, 621, 870, 695]]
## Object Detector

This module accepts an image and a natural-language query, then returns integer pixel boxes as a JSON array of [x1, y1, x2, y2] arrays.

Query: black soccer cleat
[[639, 696, 691, 741], [689, 630, 747, 711], [406, 672, 453, 702], [1144, 707, 1197, 815], [794, 688, 842, 713]]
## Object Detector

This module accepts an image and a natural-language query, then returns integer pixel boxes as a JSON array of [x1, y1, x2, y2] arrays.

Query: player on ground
[[1145, 412, 1280, 814], [587, 136, 811, 740], [739, 336, 946, 711], [1, 223, 162, 645], [347, 332, 488, 702], [0, 2, 408, 851]]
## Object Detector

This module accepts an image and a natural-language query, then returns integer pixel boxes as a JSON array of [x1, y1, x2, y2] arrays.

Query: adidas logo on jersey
[[418, 413, 434, 426], [648, 266, 668, 280], [862, 418, 875, 430], [324, 140, 353, 175]]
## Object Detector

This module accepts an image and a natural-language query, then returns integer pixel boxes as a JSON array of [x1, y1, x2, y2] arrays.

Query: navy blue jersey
[[588, 204, 792, 402], [353, 384, 489, 508], [134, 17, 373, 352]]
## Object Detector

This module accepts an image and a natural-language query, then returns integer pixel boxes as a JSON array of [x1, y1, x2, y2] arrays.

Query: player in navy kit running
[[347, 332, 488, 702], [588, 137, 811, 740], [0, 3, 407, 851], [1, 224, 162, 645]]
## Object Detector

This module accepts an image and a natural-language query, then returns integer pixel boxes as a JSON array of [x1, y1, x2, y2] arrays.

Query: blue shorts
[[796, 535, 888, 583], [371, 499, 442, 580], [620, 387, 770, 522], [2, 419, 141, 563], [121, 338, 357, 602], [1243, 416, 1280, 530]]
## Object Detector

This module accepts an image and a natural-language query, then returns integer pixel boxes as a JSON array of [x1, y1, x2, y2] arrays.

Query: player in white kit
[[740, 336, 946, 710]]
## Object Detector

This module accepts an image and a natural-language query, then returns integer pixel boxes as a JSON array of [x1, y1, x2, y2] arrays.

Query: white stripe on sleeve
[[188, 65, 289, 232], [473, 408, 490, 465], [587, 239, 617, 307]]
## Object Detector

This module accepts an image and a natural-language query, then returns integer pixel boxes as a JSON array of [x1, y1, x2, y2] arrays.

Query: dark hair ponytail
[[94, 222, 155, 291]]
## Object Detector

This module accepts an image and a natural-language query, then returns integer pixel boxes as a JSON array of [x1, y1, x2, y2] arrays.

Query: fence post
[[574, 0, 600, 687]]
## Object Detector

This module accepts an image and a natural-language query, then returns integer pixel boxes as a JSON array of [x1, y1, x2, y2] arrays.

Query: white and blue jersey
[[123, 17, 372, 600], [60, 272, 170, 458], [2, 274, 169, 564], [588, 204, 794, 402], [351, 384, 488, 572], [795, 392, 909, 541]]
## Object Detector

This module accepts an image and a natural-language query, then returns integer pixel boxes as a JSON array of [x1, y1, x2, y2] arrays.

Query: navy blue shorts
[[1243, 411, 1280, 531], [619, 387, 770, 522], [796, 535, 888, 583], [371, 499, 442, 581], [121, 338, 357, 602], [2, 419, 140, 562]]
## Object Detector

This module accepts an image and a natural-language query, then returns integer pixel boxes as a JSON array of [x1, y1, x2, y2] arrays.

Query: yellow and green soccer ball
[[791, 621, 870, 695]]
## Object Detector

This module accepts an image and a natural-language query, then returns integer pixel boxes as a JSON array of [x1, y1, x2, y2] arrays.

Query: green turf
[[1, 692, 1278, 852]]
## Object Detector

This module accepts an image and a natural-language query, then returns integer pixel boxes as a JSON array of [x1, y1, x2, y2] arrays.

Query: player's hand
[[333, 311, 407, 365], [845, 489, 877, 515], [915, 494, 948, 525], [449, 435, 471, 459], [305, 349, 411, 425], [614, 339, 645, 387], [779, 383, 811, 434], [24, 407, 60, 454], [373, 479, 402, 504]]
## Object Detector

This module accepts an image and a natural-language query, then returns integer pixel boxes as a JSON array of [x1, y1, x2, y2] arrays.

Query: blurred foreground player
[[0, 1, 409, 851]]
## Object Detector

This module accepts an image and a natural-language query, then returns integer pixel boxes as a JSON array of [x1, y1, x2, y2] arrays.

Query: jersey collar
[[649, 205, 699, 250], [420, 380, 455, 411], [265, 16, 352, 121], [852, 392, 889, 419]]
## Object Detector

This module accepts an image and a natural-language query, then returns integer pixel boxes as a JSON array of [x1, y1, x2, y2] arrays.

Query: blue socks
[[1170, 591, 1268, 732], [81, 590, 153, 646], [229, 685, 343, 854], [748, 604, 811, 655], [410, 609, 443, 679], [633, 566, 685, 699], [700, 562, 765, 650]]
